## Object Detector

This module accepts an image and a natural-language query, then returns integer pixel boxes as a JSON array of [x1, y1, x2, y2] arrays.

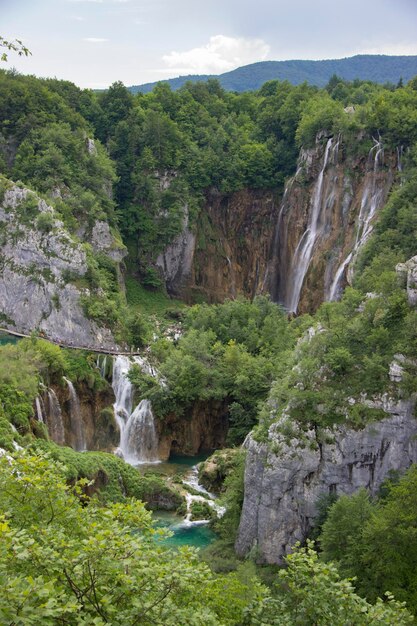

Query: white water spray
[[35, 397, 45, 423], [112, 356, 159, 465], [181, 465, 226, 527], [286, 137, 334, 313], [329, 139, 385, 301], [46, 389, 65, 445], [64, 377, 86, 452]]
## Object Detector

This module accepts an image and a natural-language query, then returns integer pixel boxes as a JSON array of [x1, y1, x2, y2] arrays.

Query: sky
[[2, 0, 417, 89]]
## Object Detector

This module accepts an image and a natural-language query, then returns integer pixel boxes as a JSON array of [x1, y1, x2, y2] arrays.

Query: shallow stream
[[138, 453, 220, 549]]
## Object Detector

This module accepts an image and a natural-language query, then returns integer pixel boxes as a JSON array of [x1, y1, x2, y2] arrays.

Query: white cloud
[[83, 37, 109, 42], [162, 35, 270, 74], [355, 42, 417, 56]]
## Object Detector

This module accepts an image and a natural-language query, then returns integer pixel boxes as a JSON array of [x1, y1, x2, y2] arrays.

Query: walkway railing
[[0, 328, 141, 356]]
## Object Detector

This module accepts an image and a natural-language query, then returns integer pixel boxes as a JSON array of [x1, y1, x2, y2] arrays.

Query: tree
[[244, 543, 413, 626], [0, 452, 265, 625], [0, 36, 30, 62]]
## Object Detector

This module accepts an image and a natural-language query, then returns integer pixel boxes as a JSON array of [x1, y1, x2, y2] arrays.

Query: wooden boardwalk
[[0, 328, 141, 356]]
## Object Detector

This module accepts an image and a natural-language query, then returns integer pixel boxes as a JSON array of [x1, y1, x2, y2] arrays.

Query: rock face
[[396, 255, 417, 307], [0, 182, 121, 349], [155, 205, 196, 296], [235, 395, 417, 564], [157, 188, 279, 303], [44, 381, 118, 452], [267, 134, 397, 313], [157, 400, 229, 460]]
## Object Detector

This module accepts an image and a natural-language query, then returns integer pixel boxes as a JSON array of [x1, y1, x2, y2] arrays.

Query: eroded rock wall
[[158, 189, 279, 303], [0, 182, 124, 350], [235, 395, 417, 564], [267, 135, 397, 313]]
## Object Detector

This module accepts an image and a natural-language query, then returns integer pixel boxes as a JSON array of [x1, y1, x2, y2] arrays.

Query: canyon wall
[[158, 188, 279, 303], [157, 133, 399, 313], [0, 181, 125, 350], [235, 392, 417, 564]]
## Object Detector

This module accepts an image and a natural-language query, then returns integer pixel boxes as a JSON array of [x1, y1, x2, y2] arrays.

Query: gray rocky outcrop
[[0, 182, 119, 350], [156, 205, 196, 295], [235, 393, 417, 564], [396, 255, 417, 307], [89, 220, 127, 263]]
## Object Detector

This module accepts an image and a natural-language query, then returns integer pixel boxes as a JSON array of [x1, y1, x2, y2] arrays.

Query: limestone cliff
[[157, 134, 399, 311], [267, 134, 398, 313], [158, 188, 279, 303], [236, 394, 417, 564], [0, 180, 125, 350]]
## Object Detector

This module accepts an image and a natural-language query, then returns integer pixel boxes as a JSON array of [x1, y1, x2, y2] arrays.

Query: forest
[[0, 64, 417, 624]]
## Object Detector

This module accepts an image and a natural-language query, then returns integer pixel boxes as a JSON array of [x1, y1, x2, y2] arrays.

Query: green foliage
[[0, 452, 267, 625], [319, 466, 417, 617], [35, 210, 54, 233], [244, 542, 413, 625], [130, 297, 293, 442]]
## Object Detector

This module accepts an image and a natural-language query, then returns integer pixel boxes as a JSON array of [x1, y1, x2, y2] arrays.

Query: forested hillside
[[0, 65, 417, 624], [130, 54, 417, 94]]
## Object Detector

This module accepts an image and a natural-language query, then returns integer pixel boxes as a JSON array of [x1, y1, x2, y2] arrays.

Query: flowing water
[[285, 137, 334, 313], [148, 454, 221, 549], [328, 140, 385, 301], [46, 389, 65, 445], [112, 355, 160, 465], [64, 377, 86, 452], [35, 396, 45, 423]]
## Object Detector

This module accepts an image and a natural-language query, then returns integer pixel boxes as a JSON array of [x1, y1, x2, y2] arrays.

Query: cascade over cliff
[[268, 134, 397, 313], [156, 133, 398, 311]]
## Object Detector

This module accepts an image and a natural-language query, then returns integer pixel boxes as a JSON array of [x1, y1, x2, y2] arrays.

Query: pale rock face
[[235, 394, 417, 564], [90, 220, 127, 263], [156, 205, 196, 295], [0, 184, 119, 350], [397, 255, 417, 307]]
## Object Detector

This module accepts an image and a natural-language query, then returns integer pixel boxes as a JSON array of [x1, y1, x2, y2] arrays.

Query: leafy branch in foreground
[[0, 36, 31, 62]]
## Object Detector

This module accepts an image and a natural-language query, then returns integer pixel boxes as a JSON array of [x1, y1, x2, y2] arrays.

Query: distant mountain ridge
[[129, 54, 417, 93]]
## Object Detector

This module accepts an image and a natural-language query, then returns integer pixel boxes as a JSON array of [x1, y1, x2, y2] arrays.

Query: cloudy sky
[[2, 0, 417, 89]]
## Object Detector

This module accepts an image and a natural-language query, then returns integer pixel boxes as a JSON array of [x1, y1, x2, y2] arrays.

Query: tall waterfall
[[63, 377, 86, 452], [285, 137, 334, 313], [112, 355, 159, 465], [35, 397, 45, 423], [328, 139, 385, 301], [46, 389, 65, 445]]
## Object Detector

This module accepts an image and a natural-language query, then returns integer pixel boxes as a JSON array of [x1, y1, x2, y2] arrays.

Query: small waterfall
[[97, 354, 108, 378], [35, 397, 45, 423], [122, 400, 159, 465], [63, 377, 86, 452], [182, 465, 226, 526], [328, 139, 385, 301], [112, 355, 160, 465], [286, 137, 334, 313], [46, 389, 65, 445]]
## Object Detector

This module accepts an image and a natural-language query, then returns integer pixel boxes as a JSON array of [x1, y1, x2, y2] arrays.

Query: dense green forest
[[0, 65, 417, 624]]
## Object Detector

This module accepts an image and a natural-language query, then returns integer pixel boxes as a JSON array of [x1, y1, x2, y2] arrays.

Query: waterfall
[[35, 397, 45, 423], [46, 389, 65, 445], [182, 465, 226, 526], [285, 137, 334, 313], [97, 354, 108, 378], [328, 139, 385, 301], [112, 355, 160, 465], [63, 377, 86, 452]]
